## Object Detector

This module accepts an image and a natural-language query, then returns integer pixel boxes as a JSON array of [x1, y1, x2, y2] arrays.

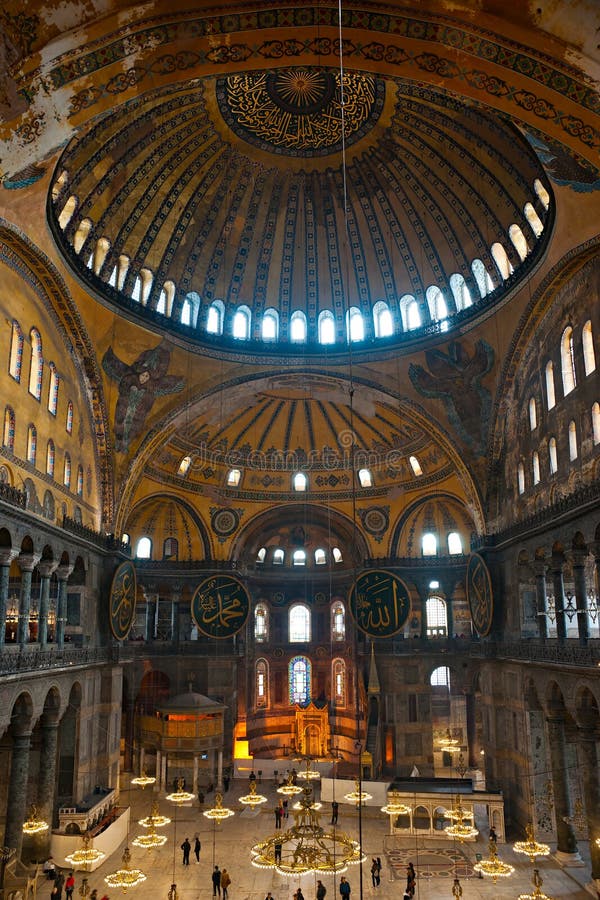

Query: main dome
[[49, 67, 552, 355]]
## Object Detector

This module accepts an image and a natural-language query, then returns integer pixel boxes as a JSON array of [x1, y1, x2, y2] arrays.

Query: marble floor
[[49, 778, 596, 900]]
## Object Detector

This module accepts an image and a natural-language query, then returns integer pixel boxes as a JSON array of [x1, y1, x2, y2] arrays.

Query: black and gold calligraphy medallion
[[349, 569, 410, 638], [191, 574, 250, 639], [466, 553, 494, 637], [109, 560, 137, 640]]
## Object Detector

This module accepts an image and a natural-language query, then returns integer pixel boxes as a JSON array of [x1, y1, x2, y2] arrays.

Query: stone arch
[[57, 683, 82, 806]]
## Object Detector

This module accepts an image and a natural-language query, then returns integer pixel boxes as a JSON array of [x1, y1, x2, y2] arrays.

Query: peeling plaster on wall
[[39, 0, 113, 32], [0, 82, 76, 180], [529, 0, 600, 65], [565, 48, 600, 83]]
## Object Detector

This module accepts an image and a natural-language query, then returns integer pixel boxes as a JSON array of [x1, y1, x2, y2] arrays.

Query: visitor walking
[[339, 876, 351, 900], [181, 837, 191, 865], [194, 835, 201, 863], [316, 880, 326, 900], [65, 872, 75, 898], [221, 868, 231, 900], [331, 801, 339, 824], [212, 865, 222, 896]]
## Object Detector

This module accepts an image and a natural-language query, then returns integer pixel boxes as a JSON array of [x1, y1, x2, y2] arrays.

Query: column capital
[[0, 548, 19, 567], [37, 560, 59, 579], [570, 548, 588, 569], [550, 550, 565, 572], [17, 553, 40, 573], [55, 564, 73, 581], [533, 558, 548, 577]]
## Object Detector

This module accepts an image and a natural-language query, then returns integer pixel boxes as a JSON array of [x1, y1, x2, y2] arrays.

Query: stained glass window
[[289, 656, 311, 705]]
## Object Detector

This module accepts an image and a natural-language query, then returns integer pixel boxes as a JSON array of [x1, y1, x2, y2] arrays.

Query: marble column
[[4, 727, 32, 857], [139, 747, 145, 775], [465, 692, 477, 768], [0, 549, 18, 646], [55, 564, 73, 649], [572, 550, 590, 646], [145, 595, 156, 641], [550, 553, 567, 643], [533, 559, 549, 641], [217, 750, 223, 791], [37, 561, 58, 648], [37, 718, 59, 825], [154, 749, 162, 792], [547, 714, 580, 861], [171, 588, 181, 648], [161, 753, 167, 791], [193, 755, 199, 796], [446, 595, 454, 638], [17, 553, 39, 649], [577, 723, 600, 884]]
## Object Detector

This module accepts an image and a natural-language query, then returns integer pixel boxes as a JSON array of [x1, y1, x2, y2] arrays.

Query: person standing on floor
[[212, 865, 222, 897], [221, 868, 231, 900], [339, 876, 351, 900], [316, 880, 327, 900], [375, 857, 382, 886], [194, 834, 201, 863], [181, 836, 191, 865], [331, 801, 339, 824], [371, 859, 378, 887], [65, 872, 75, 898], [274, 804, 282, 827]]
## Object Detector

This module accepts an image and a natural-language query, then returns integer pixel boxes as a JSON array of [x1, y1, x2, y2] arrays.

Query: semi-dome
[[49, 66, 552, 355]]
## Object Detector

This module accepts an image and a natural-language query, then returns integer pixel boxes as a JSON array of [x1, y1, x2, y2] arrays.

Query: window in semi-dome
[[51, 169, 68, 203], [400, 295, 420, 331], [182, 292, 200, 327], [491, 242, 514, 281], [163, 537, 178, 560], [289, 656, 311, 704], [178, 455, 192, 476], [293, 549, 306, 566], [561, 327, 577, 395], [73, 218, 92, 254], [227, 468, 241, 487], [318, 310, 335, 344], [289, 604, 310, 642], [426, 596, 447, 637], [373, 301, 393, 338], [592, 403, 600, 445], [58, 195, 77, 230], [518, 461, 525, 494], [315, 548, 326, 565], [583, 321, 596, 376], [156, 289, 167, 316], [358, 468, 372, 487], [545, 361, 556, 410], [48, 363, 59, 415], [549, 437, 558, 474], [9, 320, 23, 382], [346, 307, 364, 342], [534, 179, 550, 209], [64, 452, 71, 487], [524, 201, 544, 237], [447, 532, 462, 555], [76, 465, 83, 496], [262, 308, 279, 341], [233, 305, 251, 340], [293, 472, 308, 492], [122, 533, 130, 545], [256, 659, 268, 707], [529, 397, 537, 430], [255, 604, 268, 642], [449, 274, 472, 311], [27, 424, 37, 466], [422, 532, 437, 556], [333, 659, 346, 706], [256, 547, 266, 563], [409, 455, 423, 476], [332, 602, 345, 640], [207, 300, 225, 335], [290, 310, 307, 342], [471, 259, 495, 298], [426, 286, 448, 322], [532, 451, 540, 485], [159, 281, 175, 317], [28, 328, 43, 400], [136, 536, 152, 559], [569, 420, 578, 461], [116, 255, 130, 290], [332, 547, 343, 563], [273, 548, 284, 565], [509, 224, 529, 261], [94, 237, 111, 274], [46, 440, 55, 478], [3, 407, 15, 452]]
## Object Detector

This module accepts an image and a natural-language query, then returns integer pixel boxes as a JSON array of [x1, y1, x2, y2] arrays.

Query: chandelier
[[438, 728, 460, 752], [277, 774, 303, 797], [203, 793, 235, 822], [104, 846, 147, 892], [166, 779, 195, 804], [517, 867, 554, 900], [251, 785, 365, 876], [443, 797, 478, 841], [473, 839, 515, 883], [381, 791, 412, 816], [513, 823, 550, 862], [131, 771, 156, 789], [343, 778, 372, 806], [295, 756, 321, 781], [138, 802, 171, 829], [22, 805, 49, 835], [239, 781, 268, 808], [132, 822, 168, 850], [64, 832, 106, 868]]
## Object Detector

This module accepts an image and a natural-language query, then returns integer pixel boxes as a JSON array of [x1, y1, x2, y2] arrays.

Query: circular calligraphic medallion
[[211, 508, 240, 538], [109, 560, 137, 640], [191, 575, 250, 639], [349, 569, 410, 638], [466, 553, 494, 636]]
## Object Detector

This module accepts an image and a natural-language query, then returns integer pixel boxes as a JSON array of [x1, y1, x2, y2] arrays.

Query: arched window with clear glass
[[426, 595, 447, 637], [293, 549, 306, 567], [449, 274, 472, 311], [422, 532, 437, 556], [331, 602, 345, 640], [358, 468, 372, 487], [207, 300, 225, 335], [582, 321, 596, 376], [289, 656, 311, 704], [256, 659, 269, 708], [517, 461, 525, 495], [290, 311, 307, 343], [46, 440, 55, 478], [262, 308, 279, 341], [255, 603, 269, 643], [76, 465, 84, 496], [318, 310, 335, 345], [568, 420, 578, 461], [447, 532, 462, 555], [136, 536, 152, 559], [548, 437, 558, 474], [333, 659, 346, 706], [163, 537, 178, 560], [315, 548, 326, 565], [528, 397, 537, 431], [28, 328, 43, 400], [373, 301, 393, 338], [27, 424, 37, 466], [545, 361, 556, 410], [289, 604, 310, 642], [560, 326, 576, 396], [233, 305, 251, 340], [346, 307, 364, 342], [593, 402, 600, 445], [532, 451, 540, 485], [293, 472, 308, 492], [426, 285, 448, 322]]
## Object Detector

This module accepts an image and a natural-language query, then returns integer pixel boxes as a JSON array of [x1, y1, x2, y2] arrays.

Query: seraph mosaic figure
[[102, 342, 184, 452]]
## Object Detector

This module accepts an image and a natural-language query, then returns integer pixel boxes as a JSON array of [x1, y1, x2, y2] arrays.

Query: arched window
[[3, 407, 15, 452], [409, 455, 423, 476], [76, 465, 84, 496], [9, 321, 23, 381], [94, 236, 111, 274], [163, 537, 178, 560], [255, 604, 269, 642], [315, 548, 326, 565], [256, 547, 266, 563], [400, 295, 421, 331], [517, 461, 525, 494], [509, 224, 529, 261], [426, 285, 448, 322], [289, 656, 311, 704], [332, 602, 345, 640], [449, 274, 472, 311], [422, 532, 437, 556], [528, 397, 537, 431], [532, 451, 540, 485], [273, 548, 284, 565], [227, 468, 241, 487], [63, 452, 71, 487], [524, 202, 544, 237], [471, 260, 494, 298], [46, 440, 55, 477], [346, 307, 364, 342], [290, 311, 307, 343], [333, 659, 346, 706], [373, 301, 393, 338], [178, 456, 192, 476], [430, 665, 450, 687], [545, 361, 556, 410], [109, 254, 130, 290], [262, 308, 279, 341], [27, 424, 37, 465], [583, 321, 596, 376], [73, 218, 92, 254], [181, 292, 200, 327], [568, 420, 578, 461], [548, 437, 558, 474], [491, 242, 514, 281], [256, 659, 268, 707], [534, 179, 550, 209], [289, 604, 310, 642], [293, 549, 306, 567], [122, 533, 130, 546], [58, 195, 77, 230], [593, 403, 600, 445], [560, 327, 576, 396], [233, 305, 251, 340], [426, 596, 447, 636], [28, 328, 43, 400], [207, 300, 225, 335], [358, 468, 372, 487], [132, 268, 153, 305], [447, 532, 462, 555], [318, 310, 335, 344], [66, 400, 74, 434], [293, 472, 308, 492], [332, 547, 343, 563], [47, 363, 60, 416], [135, 536, 152, 559]]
